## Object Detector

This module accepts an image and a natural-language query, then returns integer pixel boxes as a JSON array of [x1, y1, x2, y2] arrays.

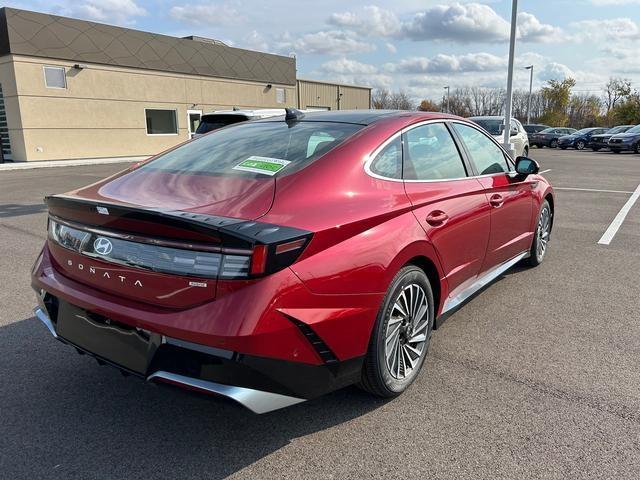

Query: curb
[[0, 156, 148, 172]]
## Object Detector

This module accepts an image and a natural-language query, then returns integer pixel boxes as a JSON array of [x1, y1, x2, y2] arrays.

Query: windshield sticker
[[233, 156, 291, 176]]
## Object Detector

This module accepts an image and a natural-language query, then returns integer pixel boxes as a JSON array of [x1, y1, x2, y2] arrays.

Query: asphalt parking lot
[[1, 149, 639, 479]]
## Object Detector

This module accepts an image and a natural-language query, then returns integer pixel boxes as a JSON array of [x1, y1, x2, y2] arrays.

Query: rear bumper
[[33, 300, 363, 413]]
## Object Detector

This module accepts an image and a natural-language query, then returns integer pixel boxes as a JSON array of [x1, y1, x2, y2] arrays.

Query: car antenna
[[285, 108, 305, 123]]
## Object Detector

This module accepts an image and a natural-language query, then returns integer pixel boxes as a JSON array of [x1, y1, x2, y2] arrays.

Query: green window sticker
[[233, 156, 291, 176]]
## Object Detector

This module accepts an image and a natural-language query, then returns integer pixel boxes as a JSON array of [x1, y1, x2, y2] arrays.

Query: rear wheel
[[634, 143, 640, 154], [576, 140, 586, 150], [358, 266, 434, 397], [526, 200, 552, 267], [550, 139, 558, 148]]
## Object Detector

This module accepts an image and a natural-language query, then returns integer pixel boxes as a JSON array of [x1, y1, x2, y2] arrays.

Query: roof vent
[[182, 36, 228, 47]]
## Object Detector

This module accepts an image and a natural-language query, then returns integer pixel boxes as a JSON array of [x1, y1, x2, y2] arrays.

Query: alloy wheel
[[576, 140, 585, 150], [537, 206, 551, 260], [384, 284, 429, 380]]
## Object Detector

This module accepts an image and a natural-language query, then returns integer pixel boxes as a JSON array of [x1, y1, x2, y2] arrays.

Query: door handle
[[426, 211, 449, 226], [490, 194, 505, 208]]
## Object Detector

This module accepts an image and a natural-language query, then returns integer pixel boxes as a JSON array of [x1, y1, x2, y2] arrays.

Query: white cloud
[[321, 57, 378, 75], [170, 4, 240, 26], [66, 0, 145, 24], [537, 62, 576, 82], [387, 52, 507, 74], [401, 3, 510, 43], [517, 12, 563, 43], [328, 6, 401, 37], [385, 43, 397, 54], [276, 30, 375, 55], [571, 18, 640, 41]]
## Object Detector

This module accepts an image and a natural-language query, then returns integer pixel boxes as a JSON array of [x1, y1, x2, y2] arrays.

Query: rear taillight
[[48, 216, 311, 280]]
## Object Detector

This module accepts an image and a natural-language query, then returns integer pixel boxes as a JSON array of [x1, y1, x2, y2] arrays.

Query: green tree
[[610, 92, 640, 125], [539, 78, 576, 126]]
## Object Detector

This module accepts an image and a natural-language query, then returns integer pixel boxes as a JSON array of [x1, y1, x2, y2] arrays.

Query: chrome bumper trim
[[34, 307, 58, 339], [147, 370, 306, 414]]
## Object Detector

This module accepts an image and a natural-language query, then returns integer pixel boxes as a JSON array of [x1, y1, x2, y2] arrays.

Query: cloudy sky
[[5, 0, 640, 100]]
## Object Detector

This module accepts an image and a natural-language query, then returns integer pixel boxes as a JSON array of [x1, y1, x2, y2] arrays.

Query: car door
[[401, 122, 491, 296], [451, 122, 535, 272]]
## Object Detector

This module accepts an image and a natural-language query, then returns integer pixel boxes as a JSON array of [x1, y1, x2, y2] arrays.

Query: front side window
[[140, 120, 363, 177], [146, 109, 178, 135], [453, 123, 510, 175], [370, 136, 402, 179], [43, 66, 66, 89], [403, 123, 467, 181]]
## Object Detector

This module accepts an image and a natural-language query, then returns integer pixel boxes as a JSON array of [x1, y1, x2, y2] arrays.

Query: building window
[[145, 109, 178, 135], [276, 88, 286, 104], [43, 66, 66, 89]]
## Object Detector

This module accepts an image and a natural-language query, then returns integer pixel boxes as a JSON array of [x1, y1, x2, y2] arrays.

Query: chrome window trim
[[363, 118, 517, 184]]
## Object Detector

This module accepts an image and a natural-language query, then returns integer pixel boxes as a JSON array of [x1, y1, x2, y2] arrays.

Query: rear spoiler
[[45, 195, 312, 251]]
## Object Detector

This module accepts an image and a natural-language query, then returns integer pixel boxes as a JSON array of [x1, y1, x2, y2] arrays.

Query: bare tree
[[605, 78, 632, 113], [371, 89, 416, 110]]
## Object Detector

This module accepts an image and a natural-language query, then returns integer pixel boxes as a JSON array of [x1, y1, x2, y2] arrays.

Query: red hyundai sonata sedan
[[31, 110, 554, 413]]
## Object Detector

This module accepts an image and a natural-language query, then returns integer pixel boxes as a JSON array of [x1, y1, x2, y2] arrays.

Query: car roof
[[259, 109, 449, 126]]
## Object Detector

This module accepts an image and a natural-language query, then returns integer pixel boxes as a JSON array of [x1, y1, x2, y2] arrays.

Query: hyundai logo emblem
[[93, 237, 113, 256]]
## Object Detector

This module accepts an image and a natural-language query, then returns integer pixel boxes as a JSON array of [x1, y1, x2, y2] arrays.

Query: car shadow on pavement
[[0, 316, 388, 479], [0, 203, 47, 218]]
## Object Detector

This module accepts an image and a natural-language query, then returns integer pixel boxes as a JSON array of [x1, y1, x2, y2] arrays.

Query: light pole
[[444, 86, 450, 113], [525, 65, 534, 125], [503, 0, 518, 158]]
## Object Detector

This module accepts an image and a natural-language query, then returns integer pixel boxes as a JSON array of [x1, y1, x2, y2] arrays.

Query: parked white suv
[[468, 116, 530, 157], [192, 109, 286, 137]]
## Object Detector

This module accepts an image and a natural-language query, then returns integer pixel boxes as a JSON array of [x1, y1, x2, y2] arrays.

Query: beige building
[[0, 8, 371, 162]]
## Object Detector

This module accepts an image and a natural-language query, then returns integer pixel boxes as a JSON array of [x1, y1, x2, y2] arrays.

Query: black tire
[[611, 149, 621, 154], [358, 265, 434, 398], [550, 139, 558, 148], [592, 147, 600, 152], [634, 143, 640, 154], [526, 200, 552, 267], [560, 146, 567, 150], [575, 140, 586, 150], [523, 147, 529, 157]]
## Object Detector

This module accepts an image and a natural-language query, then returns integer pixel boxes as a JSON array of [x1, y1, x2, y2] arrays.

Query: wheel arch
[[405, 256, 442, 328], [544, 190, 555, 233]]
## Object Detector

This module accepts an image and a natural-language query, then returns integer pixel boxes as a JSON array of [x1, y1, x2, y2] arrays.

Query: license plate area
[[56, 301, 160, 375]]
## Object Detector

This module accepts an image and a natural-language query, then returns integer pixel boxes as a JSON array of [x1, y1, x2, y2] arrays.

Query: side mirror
[[515, 156, 540, 176], [510, 125, 519, 137]]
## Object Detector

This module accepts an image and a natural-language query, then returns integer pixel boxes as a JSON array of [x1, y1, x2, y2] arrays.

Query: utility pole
[[503, 0, 518, 158], [525, 65, 534, 125], [444, 86, 450, 113]]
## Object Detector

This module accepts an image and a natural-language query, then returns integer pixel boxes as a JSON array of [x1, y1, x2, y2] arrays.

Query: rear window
[[195, 115, 249, 134], [471, 119, 502, 136], [142, 121, 363, 177]]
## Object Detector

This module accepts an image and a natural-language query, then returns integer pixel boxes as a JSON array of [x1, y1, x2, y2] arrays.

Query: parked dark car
[[590, 125, 636, 151], [557, 128, 609, 150], [530, 127, 577, 148], [523, 124, 551, 137], [608, 124, 640, 154]]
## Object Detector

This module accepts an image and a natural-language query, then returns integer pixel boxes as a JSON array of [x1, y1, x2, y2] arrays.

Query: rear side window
[[403, 123, 467, 181], [453, 123, 511, 175], [370, 136, 402, 179], [142, 121, 363, 177]]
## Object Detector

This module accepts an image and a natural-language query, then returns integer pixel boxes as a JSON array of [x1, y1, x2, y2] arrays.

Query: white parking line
[[598, 183, 640, 245], [539, 169, 552, 174], [555, 187, 634, 195]]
